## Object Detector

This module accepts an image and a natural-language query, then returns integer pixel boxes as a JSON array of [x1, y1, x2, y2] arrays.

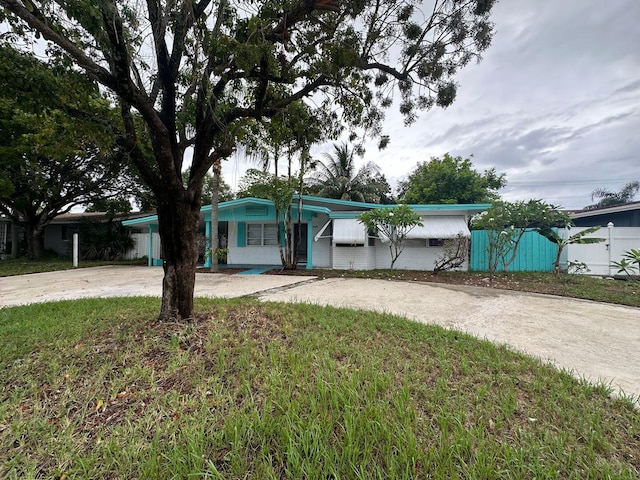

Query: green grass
[[1, 298, 638, 478], [0, 258, 145, 277]]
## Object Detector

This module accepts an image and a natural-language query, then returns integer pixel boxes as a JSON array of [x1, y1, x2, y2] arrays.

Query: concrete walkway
[[1, 266, 639, 400]]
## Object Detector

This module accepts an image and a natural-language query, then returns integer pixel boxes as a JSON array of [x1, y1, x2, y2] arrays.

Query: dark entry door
[[294, 223, 308, 264]]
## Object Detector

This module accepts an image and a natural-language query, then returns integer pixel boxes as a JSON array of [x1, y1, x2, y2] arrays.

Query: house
[[122, 196, 489, 270], [571, 201, 640, 227], [0, 215, 11, 256], [0, 211, 154, 258]]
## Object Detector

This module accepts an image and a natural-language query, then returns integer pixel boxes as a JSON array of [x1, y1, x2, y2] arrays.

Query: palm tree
[[587, 181, 639, 210], [308, 143, 390, 203]]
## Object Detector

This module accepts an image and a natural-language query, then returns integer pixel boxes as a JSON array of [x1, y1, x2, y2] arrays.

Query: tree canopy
[[1, 0, 497, 320], [307, 143, 393, 203], [0, 45, 138, 259], [585, 181, 639, 210], [398, 153, 505, 204]]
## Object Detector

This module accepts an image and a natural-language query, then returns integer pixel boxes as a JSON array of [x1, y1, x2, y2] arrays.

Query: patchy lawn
[[1, 298, 639, 478]]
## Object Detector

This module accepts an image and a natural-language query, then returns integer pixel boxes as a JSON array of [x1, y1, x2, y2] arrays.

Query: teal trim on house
[[237, 222, 246, 247], [294, 194, 490, 213], [470, 229, 558, 272], [329, 213, 364, 219], [306, 221, 313, 269], [293, 194, 384, 210], [122, 197, 490, 229], [123, 215, 159, 226]]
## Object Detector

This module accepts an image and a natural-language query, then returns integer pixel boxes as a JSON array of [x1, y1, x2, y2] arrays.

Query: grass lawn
[[1, 297, 639, 478], [0, 258, 146, 277]]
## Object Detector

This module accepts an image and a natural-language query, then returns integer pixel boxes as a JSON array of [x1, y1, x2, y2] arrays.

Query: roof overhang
[[571, 201, 640, 219]]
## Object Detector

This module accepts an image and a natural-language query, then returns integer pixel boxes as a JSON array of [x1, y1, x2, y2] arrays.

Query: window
[[247, 223, 279, 246], [429, 238, 445, 247]]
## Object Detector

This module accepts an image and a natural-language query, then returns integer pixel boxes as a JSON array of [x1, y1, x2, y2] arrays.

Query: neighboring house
[[0, 215, 12, 256], [122, 196, 489, 271], [1, 211, 155, 259], [571, 201, 640, 227], [44, 212, 115, 257]]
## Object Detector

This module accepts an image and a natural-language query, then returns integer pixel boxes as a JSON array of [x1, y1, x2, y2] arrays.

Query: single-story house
[[571, 201, 640, 228], [0, 211, 154, 258], [122, 196, 489, 270]]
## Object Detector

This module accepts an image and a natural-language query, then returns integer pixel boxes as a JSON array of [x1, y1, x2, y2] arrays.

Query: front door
[[294, 223, 308, 264]]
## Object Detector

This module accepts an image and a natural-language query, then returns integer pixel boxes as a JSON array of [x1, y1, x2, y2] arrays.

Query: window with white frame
[[247, 223, 279, 246]]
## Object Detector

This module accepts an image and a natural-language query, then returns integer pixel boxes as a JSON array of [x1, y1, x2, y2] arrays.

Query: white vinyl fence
[[124, 232, 161, 260], [563, 224, 640, 276]]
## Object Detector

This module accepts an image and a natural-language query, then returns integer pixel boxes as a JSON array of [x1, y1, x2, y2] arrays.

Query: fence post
[[607, 222, 614, 276]]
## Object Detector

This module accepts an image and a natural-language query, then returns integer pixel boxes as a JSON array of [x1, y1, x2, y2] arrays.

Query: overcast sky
[[223, 0, 640, 210]]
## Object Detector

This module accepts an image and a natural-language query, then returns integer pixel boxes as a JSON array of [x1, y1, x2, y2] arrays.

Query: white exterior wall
[[226, 221, 282, 265], [43, 224, 76, 257], [228, 245, 282, 265], [311, 214, 331, 268], [375, 240, 438, 270], [124, 233, 161, 260], [565, 226, 640, 275], [332, 244, 376, 270]]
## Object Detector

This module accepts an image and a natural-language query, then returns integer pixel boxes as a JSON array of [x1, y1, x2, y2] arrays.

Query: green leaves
[[307, 143, 392, 204], [611, 248, 640, 276], [400, 153, 505, 205], [359, 205, 422, 268]]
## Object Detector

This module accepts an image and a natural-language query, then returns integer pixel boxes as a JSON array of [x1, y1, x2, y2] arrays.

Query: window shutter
[[237, 222, 246, 247]]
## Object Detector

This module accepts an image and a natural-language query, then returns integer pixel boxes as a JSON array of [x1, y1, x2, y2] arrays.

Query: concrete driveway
[[1, 266, 639, 400]]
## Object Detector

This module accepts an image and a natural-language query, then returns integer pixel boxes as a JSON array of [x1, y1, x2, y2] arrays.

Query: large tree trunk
[[26, 224, 44, 260], [156, 197, 201, 322]]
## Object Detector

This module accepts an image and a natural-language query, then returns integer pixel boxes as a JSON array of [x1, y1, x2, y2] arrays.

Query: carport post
[[72, 233, 78, 267], [607, 222, 614, 276], [204, 217, 211, 268], [306, 221, 313, 269], [148, 224, 155, 267]]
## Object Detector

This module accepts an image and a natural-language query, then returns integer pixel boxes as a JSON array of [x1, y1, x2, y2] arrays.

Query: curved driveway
[[1, 266, 638, 400]]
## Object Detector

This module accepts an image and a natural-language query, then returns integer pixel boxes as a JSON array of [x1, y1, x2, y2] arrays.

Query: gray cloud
[[223, 0, 640, 210], [362, 0, 640, 209]]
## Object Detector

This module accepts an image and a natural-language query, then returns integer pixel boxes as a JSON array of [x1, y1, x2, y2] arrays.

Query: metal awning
[[333, 218, 366, 244], [405, 216, 470, 239]]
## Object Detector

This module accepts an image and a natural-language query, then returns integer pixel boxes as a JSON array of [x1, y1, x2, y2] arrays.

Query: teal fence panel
[[470, 229, 558, 272]]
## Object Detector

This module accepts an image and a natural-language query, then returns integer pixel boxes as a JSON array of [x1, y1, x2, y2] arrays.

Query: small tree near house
[[359, 205, 422, 270], [537, 226, 605, 275], [433, 234, 470, 273]]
